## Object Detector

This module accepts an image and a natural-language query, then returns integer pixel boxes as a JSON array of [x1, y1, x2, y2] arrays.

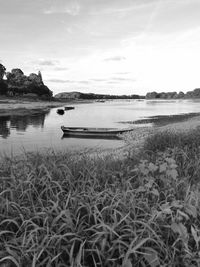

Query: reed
[[0, 130, 200, 266], [143, 126, 200, 152]]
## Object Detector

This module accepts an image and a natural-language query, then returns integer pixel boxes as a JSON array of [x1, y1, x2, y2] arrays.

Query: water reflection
[[0, 110, 50, 138], [2, 100, 200, 154], [0, 116, 10, 138], [62, 134, 122, 140]]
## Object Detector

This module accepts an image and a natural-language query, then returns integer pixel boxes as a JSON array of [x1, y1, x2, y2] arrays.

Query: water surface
[[1, 99, 200, 154]]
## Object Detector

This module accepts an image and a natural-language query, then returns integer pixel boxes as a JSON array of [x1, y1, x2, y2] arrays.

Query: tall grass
[[143, 127, 200, 152], [0, 129, 200, 266]]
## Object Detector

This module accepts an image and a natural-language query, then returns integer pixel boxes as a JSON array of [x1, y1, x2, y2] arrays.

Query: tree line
[[146, 89, 200, 99], [0, 63, 52, 97], [78, 93, 145, 99]]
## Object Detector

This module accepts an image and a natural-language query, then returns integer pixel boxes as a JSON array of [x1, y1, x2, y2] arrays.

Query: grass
[[0, 128, 200, 266], [143, 126, 200, 152], [0, 96, 63, 117]]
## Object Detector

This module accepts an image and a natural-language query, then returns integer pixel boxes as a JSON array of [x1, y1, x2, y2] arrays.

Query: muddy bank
[[0, 98, 63, 116], [119, 112, 200, 127]]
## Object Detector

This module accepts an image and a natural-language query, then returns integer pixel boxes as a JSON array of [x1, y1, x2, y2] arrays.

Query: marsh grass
[[120, 112, 200, 127], [0, 130, 200, 266], [143, 127, 200, 152]]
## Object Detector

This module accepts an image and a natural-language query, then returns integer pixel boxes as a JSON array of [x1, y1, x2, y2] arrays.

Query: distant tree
[[0, 64, 6, 80], [37, 71, 43, 84], [27, 83, 52, 97], [131, 94, 140, 99], [6, 69, 26, 87], [0, 81, 8, 95], [177, 91, 185, 98], [192, 88, 200, 98], [185, 91, 193, 98], [146, 92, 158, 99]]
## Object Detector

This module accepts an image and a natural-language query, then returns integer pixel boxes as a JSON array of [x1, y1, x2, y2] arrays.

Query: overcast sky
[[1, 0, 200, 95]]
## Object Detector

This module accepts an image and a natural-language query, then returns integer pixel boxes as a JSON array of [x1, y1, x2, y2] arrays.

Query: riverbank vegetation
[[146, 88, 200, 99], [0, 126, 200, 266], [0, 97, 63, 117], [54, 91, 145, 100], [0, 63, 52, 97]]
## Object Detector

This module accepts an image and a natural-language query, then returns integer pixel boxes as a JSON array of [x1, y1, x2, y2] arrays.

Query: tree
[[0, 80, 8, 95], [0, 63, 6, 80]]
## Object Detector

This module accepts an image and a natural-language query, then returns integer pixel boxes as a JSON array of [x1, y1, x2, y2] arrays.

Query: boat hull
[[61, 126, 132, 138], [64, 106, 75, 110]]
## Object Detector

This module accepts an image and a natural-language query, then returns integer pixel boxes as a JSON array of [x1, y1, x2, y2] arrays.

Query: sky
[[1, 0, 200, 96]]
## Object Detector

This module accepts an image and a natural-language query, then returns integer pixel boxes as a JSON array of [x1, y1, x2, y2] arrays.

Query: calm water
[[1, 99, 200, 154]]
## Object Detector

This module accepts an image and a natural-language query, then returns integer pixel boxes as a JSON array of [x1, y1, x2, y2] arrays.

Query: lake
[[1, 99, 200, 154]]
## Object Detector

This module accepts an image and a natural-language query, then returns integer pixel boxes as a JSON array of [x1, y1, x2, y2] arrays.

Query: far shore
[[0, 96, 94, 116]]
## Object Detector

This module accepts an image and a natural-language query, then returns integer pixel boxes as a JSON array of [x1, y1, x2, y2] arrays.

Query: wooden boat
[[61, 126, 132, 138], [65, 106, 75, 110]]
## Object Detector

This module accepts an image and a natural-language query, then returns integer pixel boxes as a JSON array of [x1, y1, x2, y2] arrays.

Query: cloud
[[104, 56, 126, 61], [44, 0, 80, 15], [90, 78, 108, 82], [54, 67, 69, 71], [78, 80, 90, 84], [33, 59, 59, 66], [114, 72, 131, 75], [47, 79, 73, 83], [89, 0, 159, 16], [47, 79, 90, 84], [107, 81, 119, 84], [111, 77, 137, 82], [89, 77, 136, 83]]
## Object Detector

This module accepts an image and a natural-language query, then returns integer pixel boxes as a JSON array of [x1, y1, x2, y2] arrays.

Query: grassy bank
[[0, 126, 200, 266], [0, 97, 64, 116]]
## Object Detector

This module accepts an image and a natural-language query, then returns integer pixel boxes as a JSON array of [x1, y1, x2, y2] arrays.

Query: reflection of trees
[[0, 110, 50, 138], [0, 116, 10, 138], [11, 111, 49, 131]]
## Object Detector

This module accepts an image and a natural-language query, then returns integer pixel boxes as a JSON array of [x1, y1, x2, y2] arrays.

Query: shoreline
[[0, 97, 95, 116], [119, 112, 200, 127], [120, 112, 200, 155]]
